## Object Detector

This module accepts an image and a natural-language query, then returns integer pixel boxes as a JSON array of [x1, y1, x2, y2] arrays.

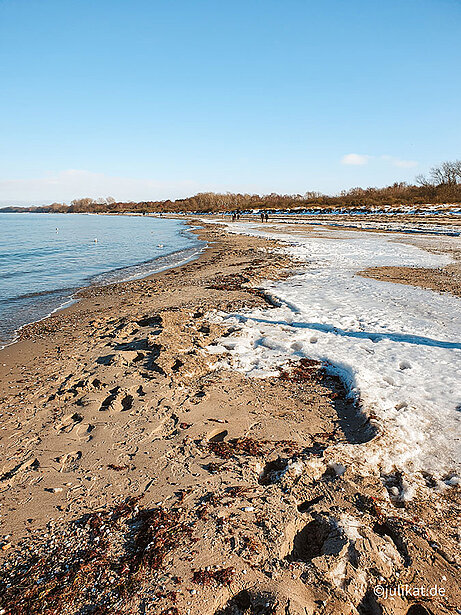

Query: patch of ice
[[338, 514, 362, 542], [329, 462, 347, 476], [206, 221, 461, 483]]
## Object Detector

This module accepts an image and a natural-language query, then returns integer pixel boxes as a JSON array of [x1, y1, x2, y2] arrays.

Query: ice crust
[[209, 221, 461, 483]]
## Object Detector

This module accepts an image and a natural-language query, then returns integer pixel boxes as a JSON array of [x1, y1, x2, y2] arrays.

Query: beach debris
[[205, 461, 226, 474], [208, 437, 301, 459], [207, 273, 281, 307], [208, 274, 250, 292], [0, 496, 194, 614], [279, 357, 324, 383], [208, 437, 264, 458], [192, 566, 235, 586], [107, 463, 129, 471], [226, 485, 253, 498]]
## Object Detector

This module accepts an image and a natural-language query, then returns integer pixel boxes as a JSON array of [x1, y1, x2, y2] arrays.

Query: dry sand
[[0, 223, 459, 615]]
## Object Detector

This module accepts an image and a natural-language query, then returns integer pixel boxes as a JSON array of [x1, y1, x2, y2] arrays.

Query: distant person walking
[[260, 212, 265, 222], [264, 212, 269, 222]]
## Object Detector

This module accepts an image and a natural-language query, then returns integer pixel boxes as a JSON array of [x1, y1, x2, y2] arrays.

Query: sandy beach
[[0, 220, 460, 615]]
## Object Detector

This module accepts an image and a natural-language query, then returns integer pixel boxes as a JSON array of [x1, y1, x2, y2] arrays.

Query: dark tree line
[[2, 161, 460, 215]]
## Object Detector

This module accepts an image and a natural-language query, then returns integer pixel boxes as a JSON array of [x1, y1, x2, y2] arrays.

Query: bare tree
[[417, 160, 461, 186], [415, 173, 432, 187], [438, 160, 461, 184]]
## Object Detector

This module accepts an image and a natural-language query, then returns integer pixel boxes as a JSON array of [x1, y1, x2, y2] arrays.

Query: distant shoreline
[[2, 202, 461, 215], [0, 213, 204, 349]]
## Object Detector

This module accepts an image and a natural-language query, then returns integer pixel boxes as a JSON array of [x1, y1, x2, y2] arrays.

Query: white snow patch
[[206, 221, 461, 483], [329, 462, 347, 476], [338, 514, 362, 542]]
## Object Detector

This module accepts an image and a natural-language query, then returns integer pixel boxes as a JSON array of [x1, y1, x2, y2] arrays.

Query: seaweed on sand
[[278, 357, 324, 384], [208, 437, 301, 460], [192, 566, 235, 587], [0, 497, 194, 615]]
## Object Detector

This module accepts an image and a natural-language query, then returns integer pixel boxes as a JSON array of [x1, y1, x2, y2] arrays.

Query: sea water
[[0, 213, 204, 345]]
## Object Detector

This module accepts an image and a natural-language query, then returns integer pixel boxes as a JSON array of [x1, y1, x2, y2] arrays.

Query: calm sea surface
[[0, 213, 204, 345]]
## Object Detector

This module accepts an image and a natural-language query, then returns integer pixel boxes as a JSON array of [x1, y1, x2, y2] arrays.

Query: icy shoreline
[[207, 221, 461, 490]]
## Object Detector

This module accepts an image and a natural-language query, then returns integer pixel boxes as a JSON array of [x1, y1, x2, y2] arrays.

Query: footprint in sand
[[99, 388, 134, 412], [112, 443, 139, 460], [0, 456, 40, 486], [55, 413, 83, 433], [75, 422, 98, 442], [206, 428, 228, 443], [56, 450, 82, 472]]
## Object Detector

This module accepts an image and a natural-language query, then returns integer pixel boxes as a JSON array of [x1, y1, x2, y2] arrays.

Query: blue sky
[[1, 0, 460, 203]]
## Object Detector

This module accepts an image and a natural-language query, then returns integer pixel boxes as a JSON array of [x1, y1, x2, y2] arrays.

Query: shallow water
[[0, 213, 203, 345]]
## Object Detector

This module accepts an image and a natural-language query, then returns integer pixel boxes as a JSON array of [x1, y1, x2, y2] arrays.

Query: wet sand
[[0, 222, 459, 615]]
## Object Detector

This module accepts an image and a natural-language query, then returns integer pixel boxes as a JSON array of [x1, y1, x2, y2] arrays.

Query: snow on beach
[[206, 220, 461, 490], [276, 217, 461, 237]]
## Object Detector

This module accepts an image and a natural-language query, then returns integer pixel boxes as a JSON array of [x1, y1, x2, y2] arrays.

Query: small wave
[[89, 245, 203, 286], [0, 286, 77, 305], [0, 293, 77, 349], [0, 241, 204, 348], [0, 245, 68, 260], [0, 269, 37, 280]]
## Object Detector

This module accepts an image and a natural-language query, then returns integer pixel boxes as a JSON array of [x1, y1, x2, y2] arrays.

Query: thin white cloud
[[341, 153, 370, 166], [381, 156, 418, 169], [0, 169, 202, 204], [341, 154, 418, 169]]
